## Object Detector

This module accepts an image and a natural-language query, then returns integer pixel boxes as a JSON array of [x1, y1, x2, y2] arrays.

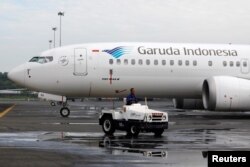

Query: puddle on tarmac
[[0, 128, 249, 150], [0, 128, 249, 166]]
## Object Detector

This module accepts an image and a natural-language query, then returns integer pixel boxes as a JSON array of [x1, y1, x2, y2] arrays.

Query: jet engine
[[202, 76, 250, 111]]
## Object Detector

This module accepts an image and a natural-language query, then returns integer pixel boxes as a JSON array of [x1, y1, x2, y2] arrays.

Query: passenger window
[[154, 60, 158, 65], [131, 59, 136, 65], [208, 61, 212, 66], [124, 59, 128, 65], [178, 60, 182, 66], [138, 59, 143, 65], [193, 60, 197, 66], [185, 60, 189, 66], [236, 61, 240, 67], [223, 61, 227, 67], [170, 60, 174, 66], [230, 61, 234, 67], [146, 59, 150, 65], [117, 59, 121, 65], [162, 60, 166, 65], [109, 59, 113, 65], [243, 61, 247, 67]]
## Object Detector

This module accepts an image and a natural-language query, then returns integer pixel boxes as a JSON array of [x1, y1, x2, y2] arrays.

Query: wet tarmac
[[0, 100, 250, 167]]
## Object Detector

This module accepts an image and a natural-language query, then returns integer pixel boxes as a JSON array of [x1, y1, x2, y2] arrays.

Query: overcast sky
[[1, 0, 250, 72]]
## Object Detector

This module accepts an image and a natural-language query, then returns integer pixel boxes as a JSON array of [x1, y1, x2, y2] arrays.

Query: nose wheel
[[60, 107, 70, 117]]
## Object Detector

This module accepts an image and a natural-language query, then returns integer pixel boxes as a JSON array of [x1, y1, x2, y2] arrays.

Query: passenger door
[[74, 48, 87, 76]]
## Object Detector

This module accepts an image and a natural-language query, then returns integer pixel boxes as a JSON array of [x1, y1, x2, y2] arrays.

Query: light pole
[[52, 27, 57, 48], [49, 40, 52, 49], [58, 11, 64, 47]]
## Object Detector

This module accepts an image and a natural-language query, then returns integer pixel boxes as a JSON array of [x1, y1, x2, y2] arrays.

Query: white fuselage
[[8, 43, 250, 99]]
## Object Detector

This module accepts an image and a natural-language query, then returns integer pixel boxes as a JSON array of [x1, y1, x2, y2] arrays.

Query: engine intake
[[202, 76, 250, 111]]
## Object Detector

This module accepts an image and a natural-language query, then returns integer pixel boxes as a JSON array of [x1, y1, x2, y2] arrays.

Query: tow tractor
[[99, 99, 168, 137]]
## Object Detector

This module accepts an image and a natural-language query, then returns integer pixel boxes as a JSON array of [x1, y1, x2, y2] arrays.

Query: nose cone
[[8, 65, 25, 86]]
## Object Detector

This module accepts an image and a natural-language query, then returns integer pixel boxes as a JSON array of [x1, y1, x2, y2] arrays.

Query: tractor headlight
[[148, 115, 152, 121], [162, 115, 166, 120], [161, 151, 167, 157]]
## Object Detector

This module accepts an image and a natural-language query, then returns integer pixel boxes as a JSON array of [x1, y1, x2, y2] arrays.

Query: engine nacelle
[[173, 98, 204, 109], [202, 76, 250, 111]]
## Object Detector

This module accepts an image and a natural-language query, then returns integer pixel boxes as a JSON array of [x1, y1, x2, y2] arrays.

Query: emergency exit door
[[74, 48, 87, 76], [241, 59, 249, 74]]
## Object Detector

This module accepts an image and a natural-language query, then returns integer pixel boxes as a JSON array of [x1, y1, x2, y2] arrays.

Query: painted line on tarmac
[[0, 105, 15, 118]]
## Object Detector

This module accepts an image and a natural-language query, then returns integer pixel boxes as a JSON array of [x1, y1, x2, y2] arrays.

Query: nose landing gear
[[59, 102, 70, 117], [60, 107, 70, 117]]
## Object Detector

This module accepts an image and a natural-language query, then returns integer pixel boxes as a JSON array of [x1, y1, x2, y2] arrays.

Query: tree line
[[0, 72, 20, 90]]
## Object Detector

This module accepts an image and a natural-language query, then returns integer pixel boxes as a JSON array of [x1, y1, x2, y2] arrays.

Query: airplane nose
[[8, 65, 25, 86]]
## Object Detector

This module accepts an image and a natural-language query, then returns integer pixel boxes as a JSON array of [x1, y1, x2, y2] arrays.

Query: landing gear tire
[[60, 107, 70, 117], [50, 101, 56, 106], [154, 129, 164, 137], [102, 116, 115, 135], [127, 125, 140, 137]]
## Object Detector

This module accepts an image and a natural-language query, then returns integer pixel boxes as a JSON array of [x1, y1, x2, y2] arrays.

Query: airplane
[[7, 42, 250, 117]]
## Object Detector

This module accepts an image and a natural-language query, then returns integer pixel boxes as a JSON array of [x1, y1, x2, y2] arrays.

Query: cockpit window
[[37, 57, 47, 64], [29, 56, 53, 64], [29, 57, 39, 62]]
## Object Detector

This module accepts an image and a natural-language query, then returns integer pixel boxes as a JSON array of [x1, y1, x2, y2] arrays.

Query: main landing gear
[[59, 102, 70, 117]]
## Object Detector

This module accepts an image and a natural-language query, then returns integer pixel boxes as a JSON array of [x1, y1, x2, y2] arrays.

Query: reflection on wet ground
[[0, 101, 250, 166], [0, 126, 249, 166], [0, 131, 206, 166], [39, 127, 250, 151]]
